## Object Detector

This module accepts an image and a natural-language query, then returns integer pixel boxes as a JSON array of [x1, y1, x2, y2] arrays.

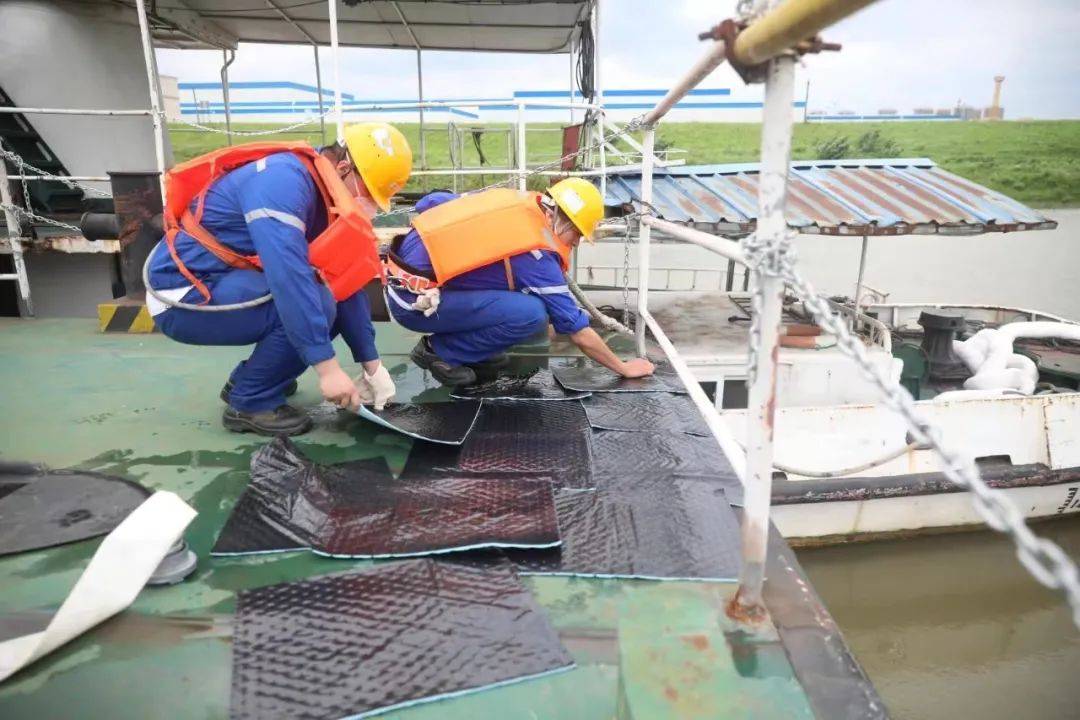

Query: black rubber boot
[[222, 404, 313, 436], [220, 378, 298, 404], [410, 337, 477, 387]]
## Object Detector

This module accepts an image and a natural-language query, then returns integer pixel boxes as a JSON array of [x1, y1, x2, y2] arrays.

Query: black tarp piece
[[357, 401, 481, 445], [451, 369, 591, 402], [0, 464, 151, 557], [231, 559, 575, 720], [212, 438, 561, 558], [592, 429, 740, 494], [400, 400, 594, 490], [583, 392, 710, 436], [552, 362, 687, 394], [461, 484, 742, 581]]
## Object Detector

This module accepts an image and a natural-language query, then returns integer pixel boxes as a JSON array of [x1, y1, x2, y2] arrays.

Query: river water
[[797, 519, 1080, 719]]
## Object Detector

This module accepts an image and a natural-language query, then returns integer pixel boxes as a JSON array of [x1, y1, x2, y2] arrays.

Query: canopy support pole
[[327, 0, 344, 143], [220, 49, 236, 145], [133, 0, 167, 202]]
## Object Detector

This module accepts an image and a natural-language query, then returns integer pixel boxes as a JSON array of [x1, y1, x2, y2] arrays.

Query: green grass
[[169, 119, 1080, 207]]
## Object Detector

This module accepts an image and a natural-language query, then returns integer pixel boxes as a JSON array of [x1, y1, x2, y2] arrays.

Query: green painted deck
[[0, 318, 822, 719]]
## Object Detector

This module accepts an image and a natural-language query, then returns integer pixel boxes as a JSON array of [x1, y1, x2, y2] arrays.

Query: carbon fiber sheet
[[458, 484, 742, 581], [583, 392, 709, 436], [552, 362, 687, 394], [357, 401, 481, 445], [231, 559, 574, 720], [450, 369, 590, 401], [212, 438, 560, 558], [401, 401, 594, 490]]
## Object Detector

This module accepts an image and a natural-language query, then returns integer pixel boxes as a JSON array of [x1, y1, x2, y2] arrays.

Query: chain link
[[620, 218, 633, 327], [0, 143, 84, 233], [172, 109, 334, 137], [0, 145, 111, 197], [741, 236, 1080, 626]]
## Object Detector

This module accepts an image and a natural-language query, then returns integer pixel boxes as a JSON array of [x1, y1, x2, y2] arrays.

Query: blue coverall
[[387, 192, 589, 366], [147, 152, 378, 413]]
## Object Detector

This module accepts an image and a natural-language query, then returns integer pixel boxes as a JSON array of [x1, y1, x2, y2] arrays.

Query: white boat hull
[[774, 479, 1080, 546]]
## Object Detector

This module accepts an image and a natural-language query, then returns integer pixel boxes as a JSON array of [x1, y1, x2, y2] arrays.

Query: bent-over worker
[[383, 178, 655, 386], [145, 123, 412, 436]]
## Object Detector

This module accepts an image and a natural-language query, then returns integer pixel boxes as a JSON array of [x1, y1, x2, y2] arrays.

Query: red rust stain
[[684, 634, 710, 651], [664, 686, 679, 702]]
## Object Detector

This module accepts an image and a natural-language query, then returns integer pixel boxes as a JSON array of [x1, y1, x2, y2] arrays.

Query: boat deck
[[0, 318, 882, 719]]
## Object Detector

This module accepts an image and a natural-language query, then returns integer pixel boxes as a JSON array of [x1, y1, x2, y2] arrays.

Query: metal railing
[[625, 0, 1079, 627]]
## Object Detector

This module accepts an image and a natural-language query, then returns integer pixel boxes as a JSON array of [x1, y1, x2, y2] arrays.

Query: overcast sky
[[157, 0, 1079, 119]]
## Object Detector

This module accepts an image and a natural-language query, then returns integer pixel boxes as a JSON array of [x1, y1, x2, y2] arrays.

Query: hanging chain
[[173, 109, 335, 137], [740, 231, 1080, 627], [620, 218, 633, 327], [0, 144, 83, 233], [0, 145, 110, 197]]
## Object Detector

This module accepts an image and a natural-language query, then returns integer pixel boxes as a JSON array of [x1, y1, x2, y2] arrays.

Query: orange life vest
[[401, 188, 571, 289], [162, 141, 381, 303]]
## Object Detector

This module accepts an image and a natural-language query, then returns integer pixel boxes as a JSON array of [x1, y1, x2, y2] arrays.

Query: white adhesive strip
[[0, 492, 197, 683]]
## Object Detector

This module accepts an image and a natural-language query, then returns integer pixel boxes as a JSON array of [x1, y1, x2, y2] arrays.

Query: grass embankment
[[169, 120, 1080, 207]]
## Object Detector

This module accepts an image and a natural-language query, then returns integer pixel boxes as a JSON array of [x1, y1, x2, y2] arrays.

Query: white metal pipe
[[313, 45, 327, 145], [9, 176, 109, 182], [853, 234, 868, 329], [516, 102, 527, 191], [133, 0, 167, 202], [593, 0, 607, 200], [641, 216, 747, 265], [0, 160, 33, 315], [735, 55, 798, 618], [641, 309, 747, 481], [220, 49, 236, 146], [634, 127, 655, 356], [0, 108, 154, 116], [642, 40, 727, 127], [328, 0, 345, 142]]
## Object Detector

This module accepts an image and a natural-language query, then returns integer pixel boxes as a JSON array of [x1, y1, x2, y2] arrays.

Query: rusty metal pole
[[729, 53, 797, 622], [732, 0, 877, 66]]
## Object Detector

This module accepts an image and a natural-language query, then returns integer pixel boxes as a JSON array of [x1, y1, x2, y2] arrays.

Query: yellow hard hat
[[547, 177, 603, 242], [343, 122, 413, 212]]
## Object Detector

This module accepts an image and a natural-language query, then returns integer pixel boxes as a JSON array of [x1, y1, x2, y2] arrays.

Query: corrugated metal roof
[[604, 159, 1057, 237]]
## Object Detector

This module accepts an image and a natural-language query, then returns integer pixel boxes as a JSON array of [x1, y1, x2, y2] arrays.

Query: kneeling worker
[[384, 178, 655, 386], [145, 123, 412, 436]]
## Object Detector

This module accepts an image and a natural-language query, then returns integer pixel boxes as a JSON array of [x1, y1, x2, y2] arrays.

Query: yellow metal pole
[[732, 0, 877, 66]]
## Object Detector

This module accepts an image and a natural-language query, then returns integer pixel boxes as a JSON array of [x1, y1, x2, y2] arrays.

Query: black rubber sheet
[[357, 401, 481, 445], [231, 559, 574, 720], [583, 392, 709, 436], [400, 400, 594, 490], [460, 483, 741, 581], [450, 369, 591, 402], [213, 438, 560, 558], [552, 362, 687, 394], [0, 463, 151, 556]]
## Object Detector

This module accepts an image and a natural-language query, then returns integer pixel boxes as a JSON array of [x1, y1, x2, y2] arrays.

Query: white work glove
[[411, 288, 441, 317], [356, 363, 396, 410]]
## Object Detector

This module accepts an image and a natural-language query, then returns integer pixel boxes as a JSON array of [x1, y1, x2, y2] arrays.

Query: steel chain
[[0, 146, 110, 197], [741, 242, 1080, 626], [173, 109, 335, 137], [620, 218, 633, 326]]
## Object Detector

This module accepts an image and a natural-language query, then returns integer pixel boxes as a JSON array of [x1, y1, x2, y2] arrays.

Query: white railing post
[[516, 102, 527, 191], [0, 159, 33, 316], [133, 0, 167, 202], [634, 127, 655, 356], [328, 0, 345, 143], [732, 53, 797, 620]]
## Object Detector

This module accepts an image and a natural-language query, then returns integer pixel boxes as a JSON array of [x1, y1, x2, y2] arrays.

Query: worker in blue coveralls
[[145, 123, 412, 436], [383, 178, 655, 387]]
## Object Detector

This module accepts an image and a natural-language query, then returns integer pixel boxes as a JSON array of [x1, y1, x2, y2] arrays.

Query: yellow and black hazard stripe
[[97, 302, 157, 333]]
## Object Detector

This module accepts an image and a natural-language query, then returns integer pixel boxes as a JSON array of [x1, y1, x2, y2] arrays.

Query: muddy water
[[797, 518, 1080, 720]]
